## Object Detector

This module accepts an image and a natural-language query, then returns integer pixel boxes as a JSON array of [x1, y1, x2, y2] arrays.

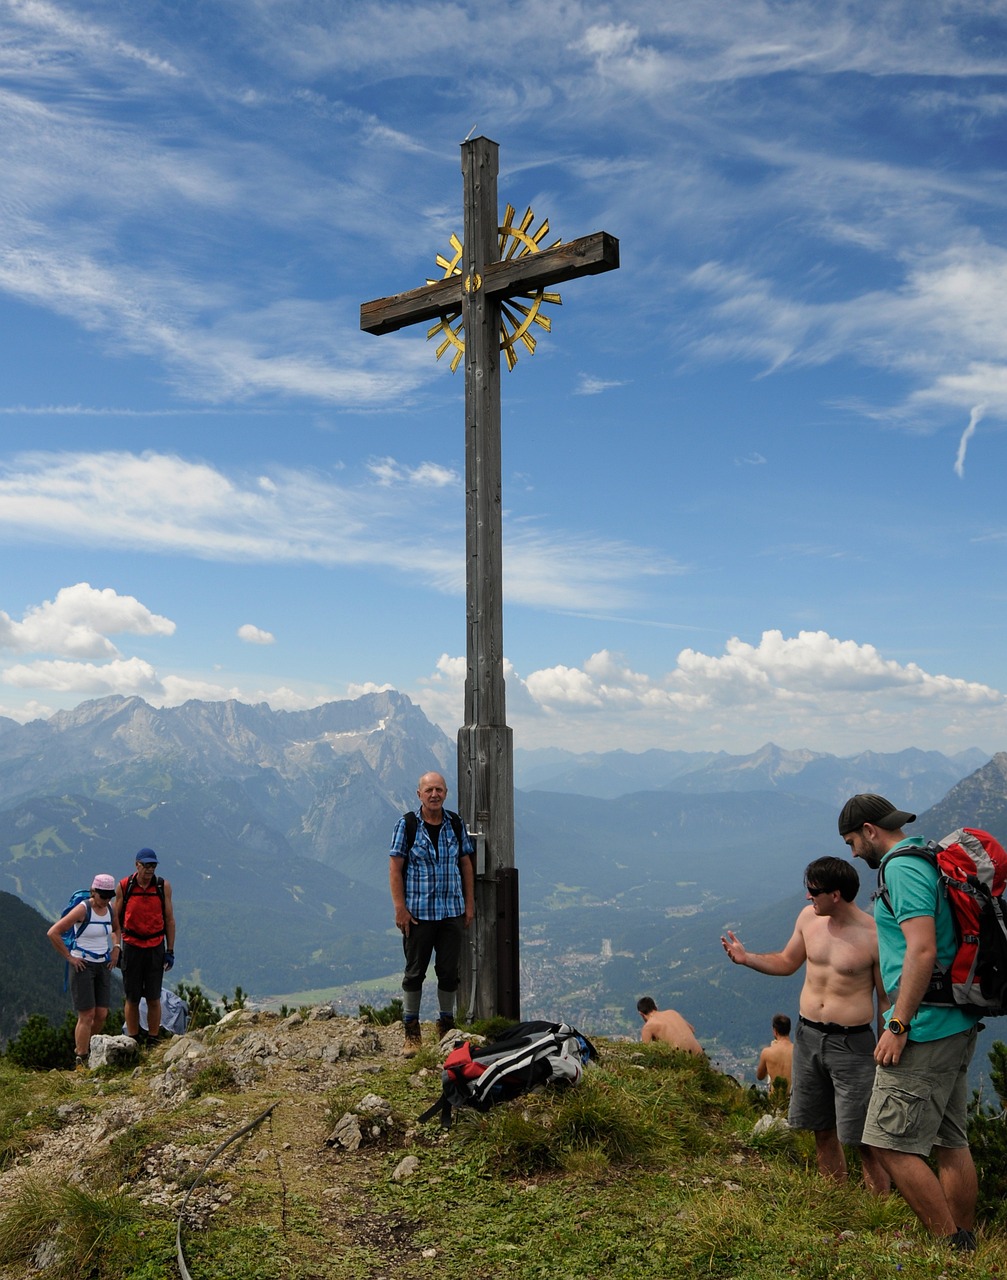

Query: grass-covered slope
[[1, 1012, 1006, 1279]]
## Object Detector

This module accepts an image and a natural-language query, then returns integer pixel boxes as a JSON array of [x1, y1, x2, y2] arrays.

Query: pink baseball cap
[[91, 874, 116, 892]]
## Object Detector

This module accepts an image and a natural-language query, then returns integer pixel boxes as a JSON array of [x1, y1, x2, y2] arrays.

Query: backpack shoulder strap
[[446, 810, 464, 849], [73, 901, 92, 941], [402, 809, 464, 856], [875, 844, 938, 913]]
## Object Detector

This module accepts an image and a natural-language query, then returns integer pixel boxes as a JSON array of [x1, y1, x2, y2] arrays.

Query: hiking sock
[[402, 990, 422, 1020], [436, 989, 455, 1018]]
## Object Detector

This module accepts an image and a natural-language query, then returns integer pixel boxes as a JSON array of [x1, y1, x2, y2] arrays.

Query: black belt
[[799, 1016, 872, 1035]]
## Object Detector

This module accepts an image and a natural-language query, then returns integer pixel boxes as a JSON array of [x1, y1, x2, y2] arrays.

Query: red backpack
[[876, 828, 1007, 1015]]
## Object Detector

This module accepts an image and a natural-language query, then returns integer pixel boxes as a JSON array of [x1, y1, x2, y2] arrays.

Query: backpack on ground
[[876, 827, 1007, 1015], [419, 1020, 599, 1129], [402, 809, 465, 854], [137, 989, 189, 1036]]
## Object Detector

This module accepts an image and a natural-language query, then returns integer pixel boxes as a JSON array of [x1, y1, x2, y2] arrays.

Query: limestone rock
[[89, 1034, 141, 1070]]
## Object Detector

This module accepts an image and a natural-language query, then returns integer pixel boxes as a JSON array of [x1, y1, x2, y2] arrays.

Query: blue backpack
[[58, 889, 111, 989], [59, 889, 94, 951]]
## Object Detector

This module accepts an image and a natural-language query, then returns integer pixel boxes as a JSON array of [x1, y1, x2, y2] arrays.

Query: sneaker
[[74, 1054, 88, 1073], [435, 1015, 456, 1039], [949, 1228, 976, 1252], [401, 1021, 422, 1058]]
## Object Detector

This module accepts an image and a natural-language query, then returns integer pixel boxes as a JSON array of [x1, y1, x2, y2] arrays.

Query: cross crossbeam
[[360, 231, 619, 335]]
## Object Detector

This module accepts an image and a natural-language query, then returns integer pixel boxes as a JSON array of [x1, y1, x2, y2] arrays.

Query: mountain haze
[[0, 693, 999, 1071]]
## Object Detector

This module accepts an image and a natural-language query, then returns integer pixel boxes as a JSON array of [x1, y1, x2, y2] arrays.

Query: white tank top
[[71, 905, 113, 962]]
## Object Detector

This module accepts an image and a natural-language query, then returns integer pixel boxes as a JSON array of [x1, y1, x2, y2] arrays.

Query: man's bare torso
[[798, 904, 880, 1025], [641, 1008, 705, 1056], [759, 1038, 793, 1086]]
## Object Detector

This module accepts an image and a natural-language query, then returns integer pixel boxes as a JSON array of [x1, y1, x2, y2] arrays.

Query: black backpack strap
[[447, 810, 464, 849], [418, 1094, 453, 1128], [402, 810, 465, 856], [121, 872, 167, 942]]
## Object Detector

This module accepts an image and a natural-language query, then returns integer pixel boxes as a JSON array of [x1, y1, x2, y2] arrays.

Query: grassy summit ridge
[[1, 1010, 1006, 1279]]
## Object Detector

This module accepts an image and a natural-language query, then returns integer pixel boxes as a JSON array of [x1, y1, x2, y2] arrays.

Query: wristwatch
[[887, 1017, 910, 1036]]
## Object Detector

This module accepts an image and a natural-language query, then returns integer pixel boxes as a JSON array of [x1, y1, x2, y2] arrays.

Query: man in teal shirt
[[839, 794, 980, 1253]]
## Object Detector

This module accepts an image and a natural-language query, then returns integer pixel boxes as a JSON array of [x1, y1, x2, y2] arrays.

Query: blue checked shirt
[[389, 808, 475, 920]]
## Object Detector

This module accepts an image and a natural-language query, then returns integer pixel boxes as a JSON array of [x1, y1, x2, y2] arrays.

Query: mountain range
[[1, 693, 1004, 1074]]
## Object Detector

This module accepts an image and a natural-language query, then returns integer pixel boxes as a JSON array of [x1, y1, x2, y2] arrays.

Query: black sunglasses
[[94, 889, 115, 900], [806, 885, 832, 896]]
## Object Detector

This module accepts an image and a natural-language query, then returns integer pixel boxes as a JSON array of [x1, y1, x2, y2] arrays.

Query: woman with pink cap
[[47, 874, 122, 1070]]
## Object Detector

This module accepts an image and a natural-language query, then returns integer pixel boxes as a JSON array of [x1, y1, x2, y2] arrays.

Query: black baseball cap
[[837, 794, 916, 837]]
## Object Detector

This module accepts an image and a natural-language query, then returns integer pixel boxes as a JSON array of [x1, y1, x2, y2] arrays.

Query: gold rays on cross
[[426, 206, 563, 372]]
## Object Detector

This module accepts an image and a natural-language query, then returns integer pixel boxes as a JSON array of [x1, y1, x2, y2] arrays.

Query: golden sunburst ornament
[[426, 205, 563, 372]]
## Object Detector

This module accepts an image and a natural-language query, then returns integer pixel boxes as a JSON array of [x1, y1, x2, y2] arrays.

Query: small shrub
[[190, 1059, 239, 1098], [221, 986, 247, 1013], [4, 1012, 76, 1072], [174, 982, 220, 1031], [969, 1039, 1007, 1226], [359, 998, 403, 1026], [107, 1120, 160, 1181]]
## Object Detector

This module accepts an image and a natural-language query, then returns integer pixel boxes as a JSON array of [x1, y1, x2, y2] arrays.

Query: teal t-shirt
[[875, 836, 980, 1042]]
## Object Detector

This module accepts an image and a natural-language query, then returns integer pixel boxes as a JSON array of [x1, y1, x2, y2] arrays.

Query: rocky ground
[[0, 1008, 463, 1279]]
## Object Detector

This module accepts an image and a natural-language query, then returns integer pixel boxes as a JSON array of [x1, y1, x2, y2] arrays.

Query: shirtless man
[[637, 997, 705, 1056], [757, 1013, 794, 1093], [721, 856, 889, 1193]]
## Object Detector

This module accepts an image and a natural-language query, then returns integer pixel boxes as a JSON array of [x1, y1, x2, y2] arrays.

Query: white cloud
[[954, 403, 985, 478], [574, 374, 627, 396], [0, 583, 174, 658], [2, 656, 162, 695], [237, 623, 276, 645], [685, 243, 1007, 420], [408, 631, 1006, 754], [367, 457, 459, 487], [0, 451, 672, 610]]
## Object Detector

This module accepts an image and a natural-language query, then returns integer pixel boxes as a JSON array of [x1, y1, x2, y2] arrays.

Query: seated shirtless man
[[757, 1013, 794, 1094], [721, 857, 889, 1193], [636, 997, 705, 1056]]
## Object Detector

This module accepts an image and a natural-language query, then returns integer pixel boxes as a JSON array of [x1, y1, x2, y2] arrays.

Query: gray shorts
[[70, 962, 112, 1013], [788, 1018, 878, 1145], [861, 1026, 977, 1156]]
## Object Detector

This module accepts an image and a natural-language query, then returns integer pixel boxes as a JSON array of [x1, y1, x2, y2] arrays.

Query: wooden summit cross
[[361, 136, 619, 1020]]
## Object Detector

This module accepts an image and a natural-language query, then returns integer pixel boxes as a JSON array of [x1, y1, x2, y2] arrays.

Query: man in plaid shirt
[[389, 771, 475, 1056]]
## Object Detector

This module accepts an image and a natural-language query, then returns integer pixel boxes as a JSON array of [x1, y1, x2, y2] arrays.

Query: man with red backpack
[[115, 847, 176, 1046], [839, 794, 981, 1252]]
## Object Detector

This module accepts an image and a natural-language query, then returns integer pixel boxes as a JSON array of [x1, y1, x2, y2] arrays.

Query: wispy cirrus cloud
[[0, 450, 674, 610]]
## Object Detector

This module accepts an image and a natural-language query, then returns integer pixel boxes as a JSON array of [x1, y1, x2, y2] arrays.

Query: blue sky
[[1, 0, 1006, 756]]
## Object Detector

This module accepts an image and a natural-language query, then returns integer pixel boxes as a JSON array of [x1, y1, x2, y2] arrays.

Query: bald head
[[417, 772, 448, 822]]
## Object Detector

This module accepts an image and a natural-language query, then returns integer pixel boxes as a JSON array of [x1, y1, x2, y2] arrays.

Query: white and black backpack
[[419, 1020, 598, 1128]]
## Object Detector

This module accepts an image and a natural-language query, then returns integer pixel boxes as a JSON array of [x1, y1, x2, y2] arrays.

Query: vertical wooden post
[[456, 138, 518, 1021]]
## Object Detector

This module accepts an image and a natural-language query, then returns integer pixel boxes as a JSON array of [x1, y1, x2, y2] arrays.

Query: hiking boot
[[401, 1021, 422, 1058], [74, 1054, 88, 1073], [949, 1228, 976, 1252], [435, 1015, 456, 1039]]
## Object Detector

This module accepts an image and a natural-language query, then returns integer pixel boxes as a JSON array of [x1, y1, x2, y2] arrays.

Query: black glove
[[164, 949, 175, 971]]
